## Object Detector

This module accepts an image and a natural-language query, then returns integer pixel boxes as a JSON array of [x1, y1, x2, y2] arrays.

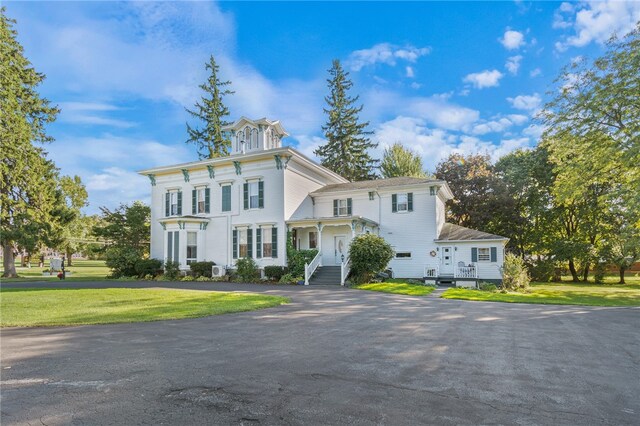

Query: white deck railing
[[424, 266, 439, 278], [304, 251, 322, 285], [340, 256, 351, 286], [455, 265, 478, 279]]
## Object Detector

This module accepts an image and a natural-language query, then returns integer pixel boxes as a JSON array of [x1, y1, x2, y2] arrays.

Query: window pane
[[478, 248, 490, 261], [262, 228, 272, 257], [239, 229, 247, 257], [309, 231, 317, 249], [397, 193, 408, 211]]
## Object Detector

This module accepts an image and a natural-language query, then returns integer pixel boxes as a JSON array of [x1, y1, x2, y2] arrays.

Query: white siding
[[434, 241, 506, 281]]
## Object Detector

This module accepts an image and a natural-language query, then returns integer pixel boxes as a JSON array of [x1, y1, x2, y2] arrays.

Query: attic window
[[430, 186, 436, 196], [368, 191, 375, 200]]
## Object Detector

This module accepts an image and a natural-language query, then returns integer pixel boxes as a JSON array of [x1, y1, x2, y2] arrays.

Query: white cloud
[[505, 55, 523, 75], [85, 167, 150, 209], [472, 118, 514, 135], [507, 93, 542, 111], [410, 82, 422, 90], [463, 69, 504, 89], [346, 43, 430, 71], [58, 101, 136, 128], [507, 114, 529, 125], [405, 66, 415, 78], [499, 29, 525, 50], [529, 68, 542, 78], [522, 124, 545, 140], [554, 0, 640, 51]]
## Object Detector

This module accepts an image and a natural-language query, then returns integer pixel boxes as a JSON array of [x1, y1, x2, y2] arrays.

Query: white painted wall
[[438, 241, 505, 281]]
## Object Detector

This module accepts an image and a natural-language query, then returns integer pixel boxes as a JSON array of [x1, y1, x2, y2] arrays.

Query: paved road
[[1, 281, 639, 425]]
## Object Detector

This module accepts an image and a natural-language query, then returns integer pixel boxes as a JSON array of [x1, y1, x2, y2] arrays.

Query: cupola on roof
[[222, 117, 289, 155]]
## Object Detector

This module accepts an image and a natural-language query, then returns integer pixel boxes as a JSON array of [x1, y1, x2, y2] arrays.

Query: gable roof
[[437, 223, 508, 241], [310, 177, 452, 198]]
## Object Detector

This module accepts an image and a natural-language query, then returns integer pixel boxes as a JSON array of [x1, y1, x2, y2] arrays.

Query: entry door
[[441, 246, 453, 275], [334, 236, 347, 265]]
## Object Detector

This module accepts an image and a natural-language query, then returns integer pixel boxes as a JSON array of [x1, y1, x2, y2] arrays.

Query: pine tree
[[186, 55, 234, 159], [315, 60, 377, 181], [380, 143, 427, 178], [0, 8, 61, 278]]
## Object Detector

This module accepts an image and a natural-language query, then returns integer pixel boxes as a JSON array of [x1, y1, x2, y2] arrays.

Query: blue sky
[[6, 1, 640, 213]]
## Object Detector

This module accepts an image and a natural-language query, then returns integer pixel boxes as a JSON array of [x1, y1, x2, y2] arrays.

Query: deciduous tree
[[380, 143, 427, 178]]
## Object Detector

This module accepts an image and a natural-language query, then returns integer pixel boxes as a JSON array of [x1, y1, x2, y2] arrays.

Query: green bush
[[594, 262, 606, 284], [181, 275, 194, 282], [236, 257, 260, 282], [264, 265, 287, 281], [279, 273, 302, 285], [527, 259, 555, 282], [479, 282, 497, 291], [287, 249, 318, 277], [348, 234, 394, 284], [105, 246, 141, 278], [195, 276, 211, 282], [189, 261, 216, 278], [502, 253, 530, 291], [164, 260, 181, 280], [134, 258, 163, 278]]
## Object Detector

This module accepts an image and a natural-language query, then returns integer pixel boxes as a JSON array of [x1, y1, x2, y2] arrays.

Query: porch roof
[[286, 215, 379, 228], [436, 223, 508, 242], [158, 215, 210, 224]]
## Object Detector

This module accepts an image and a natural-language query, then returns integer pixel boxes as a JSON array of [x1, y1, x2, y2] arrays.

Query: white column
[[316, 223, 323, 266]]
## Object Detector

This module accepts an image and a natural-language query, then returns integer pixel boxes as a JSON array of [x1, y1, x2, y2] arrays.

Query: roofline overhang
[[435, 238, 510, 243], [158, 216, 210, 223], [310, 180, 454, 199], [286, 215, 379, 227]]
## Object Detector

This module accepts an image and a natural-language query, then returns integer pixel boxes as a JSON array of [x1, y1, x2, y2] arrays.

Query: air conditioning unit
[[211, 265, 226, 278]]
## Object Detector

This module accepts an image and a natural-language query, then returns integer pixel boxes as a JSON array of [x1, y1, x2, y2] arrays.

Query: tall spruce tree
[[186, 55, 234, 159], [315, 60, 377, 181], [1, 8, 60, 277]]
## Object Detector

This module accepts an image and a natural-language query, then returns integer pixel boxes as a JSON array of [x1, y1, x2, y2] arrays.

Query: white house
[[138, 117, 508, 286]]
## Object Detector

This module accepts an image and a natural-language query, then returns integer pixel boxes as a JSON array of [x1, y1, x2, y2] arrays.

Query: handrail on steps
[[304, 251, 322, 285], [340, 256, 351, 286]]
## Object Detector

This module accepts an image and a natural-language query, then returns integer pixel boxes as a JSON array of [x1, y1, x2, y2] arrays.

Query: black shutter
[[408, 193, 413, 211], [347, 198, 352, 215], [192, 189, 197, 214], [165, 193, 170, 217], [204, 188, 210, 213], [490, 247, 497, 262], [392, 194, 398, 212], [272, 227, 278, 258], [177, 191, 182, 215], [471, 248, 478, 262], [256, 228, 262, 258], [247, 228, 253, 258], [173, 232, 179, 264], [232, 229, 238, 259], [333, 199, 338, 216], [243, 183, 249, 210], [258, 181, 264, 208], [167, 231, 173, 261]]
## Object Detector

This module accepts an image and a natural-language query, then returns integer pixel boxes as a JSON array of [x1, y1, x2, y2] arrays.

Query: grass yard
[[355, 279, 435, 296], [442, 282, 640, 307], [0, 288, 289, 327], [1, 260, 110, 282]]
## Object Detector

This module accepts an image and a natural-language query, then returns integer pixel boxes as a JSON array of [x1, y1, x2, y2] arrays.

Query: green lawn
[[0, 288, 289, 327], [355, 279, 435, 296], [1, 260, 110, 282], [441, 282, 640, 307]]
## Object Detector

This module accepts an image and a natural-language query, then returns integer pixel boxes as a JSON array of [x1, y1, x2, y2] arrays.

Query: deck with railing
[[424, 264, 478, 282]]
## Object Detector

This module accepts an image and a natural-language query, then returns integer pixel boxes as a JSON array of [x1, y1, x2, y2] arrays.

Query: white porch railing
[[455, 265, 478, 279], [340, 256, 351, 286], [304, 251, 322, 286], [424, 266, 439, 278]]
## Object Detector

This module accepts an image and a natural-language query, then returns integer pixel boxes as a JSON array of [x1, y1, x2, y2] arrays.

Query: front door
[[334, 236, 347, 265], [441, 246, 453, 275]]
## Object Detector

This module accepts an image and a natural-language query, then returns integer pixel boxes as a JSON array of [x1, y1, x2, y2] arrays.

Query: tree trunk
[[619, 266, 626, 284], [66, 247, 73, 266], [2, 243, 18, 278], [568, 259, 580, 282], [582, 263, 590, 282]]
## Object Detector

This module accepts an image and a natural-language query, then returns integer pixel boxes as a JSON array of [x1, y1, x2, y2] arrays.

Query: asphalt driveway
[[1, 281, 639, 425]]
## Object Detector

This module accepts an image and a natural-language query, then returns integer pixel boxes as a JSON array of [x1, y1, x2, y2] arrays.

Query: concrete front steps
[[308, 266, 341, 286]]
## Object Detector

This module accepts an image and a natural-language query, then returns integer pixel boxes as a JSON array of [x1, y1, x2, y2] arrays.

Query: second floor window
[[392, 192, 413, 213], [243, 180, 264, 209], [221, 185, 231, 212], [333, 198, 352, 216], [192, 188, 210, 214], [165, 191, 182, 217]]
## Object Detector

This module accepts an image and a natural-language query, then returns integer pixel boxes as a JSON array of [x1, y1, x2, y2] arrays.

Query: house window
[[238, 229, 248, 258], [478, 248, 491, 262], [262, 227, 273, 258], [368, 191, 375, 200], [166, 231, 179, 264], [248, 181, 259, 208], [186, 232, 197, 265], [197, 189, 205, 213], [395, 252, 411, 258], [397, 193, 408, 212], [392, 193, 413, 213], [221, 185, 231, 212], [192, 187, 209, 214], [333, 198, 352, 216], [430, 186, 436, 196], [309, 231, 317, 249], [166, 191, 182, 217], [244, 180, 264, 209]]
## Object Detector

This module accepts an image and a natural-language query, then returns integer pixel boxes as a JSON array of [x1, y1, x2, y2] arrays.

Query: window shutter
[[243, 183, 249, 210], [256, 228, 262, 258], [408, 193, 413, 211], [247, 228, 253, 258], [392, 194, 398, 212], [167, 231, 173, 261], [232, 229, 238, 259], [471, 247, 478, 262], [347, 198, 352, 215], [173, 232, 179, 263], [490, 247, 497, 262], [192, 189, 197, 214], [165, 193, 170, 217], [205, 188, 210, 213], [272, 227, 278, 258], [177, 191, 182, 215], [258, 181, 264, 208], [333, 199, 338, 216], [222, 186, 231, 212]]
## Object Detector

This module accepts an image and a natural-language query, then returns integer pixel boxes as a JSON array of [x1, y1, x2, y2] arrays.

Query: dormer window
[[223, 118, 289, 155]]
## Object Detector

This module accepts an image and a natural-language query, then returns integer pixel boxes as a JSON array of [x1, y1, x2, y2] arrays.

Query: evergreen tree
[[315, 60, 377, 181], [0, 8, 60, 278], [380, 142, 427, 178], [186, 55, 234, 159]]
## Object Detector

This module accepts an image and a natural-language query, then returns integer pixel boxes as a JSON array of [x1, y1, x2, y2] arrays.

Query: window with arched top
[[265, 129, 271, 149], [244, 127, 251, 149], [251, 128, 259, 149]]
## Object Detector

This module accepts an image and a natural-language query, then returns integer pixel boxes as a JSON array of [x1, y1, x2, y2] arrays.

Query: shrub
[[502, 253, 530, 291], [189, 261, 216, 278], [164, 260, 181, 280], [479, 282, 497, 291], [135, 258, 163, 278], [143, 274, 154, 281], [279, 273, 302, 285], [104, 246, 141, 278], [264, 265, 287, 281], [195, 276, 211, 282], [594, 262, 606, 284], [181, 275, 194, 282], [287, 249, 318, 277], [527, 259, 555, 282], [348, 234, 394, 284], [236, 257, 260, 282]]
